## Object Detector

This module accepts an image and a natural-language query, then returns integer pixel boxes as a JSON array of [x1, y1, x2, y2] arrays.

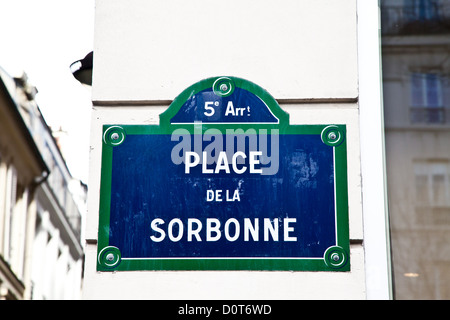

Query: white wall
[[92, 0, 357, 103], [83, 0, 389, 299]]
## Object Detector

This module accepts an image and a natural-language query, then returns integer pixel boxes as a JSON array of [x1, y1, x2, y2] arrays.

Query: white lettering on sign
[[184, 151, 262, 174], [206, 189, 241, 202], [204, 101, 216, 117], [150, 217, 298, 242], [171, 124, 280, 176], [203, 100, 250, 118], [224, 101, 248, 117]]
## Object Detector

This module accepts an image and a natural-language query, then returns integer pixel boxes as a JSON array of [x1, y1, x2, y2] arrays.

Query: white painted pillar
[[54, 244, 69, 299], [357, 0, 393, 300], [0, 161, 7, 252], [82, 0, 392, 300], [3, 164, 16, 261], [43, 229, 59, 299]]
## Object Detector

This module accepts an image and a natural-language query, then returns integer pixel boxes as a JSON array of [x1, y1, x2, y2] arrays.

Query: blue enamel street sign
[[97, 76, 350, 271]]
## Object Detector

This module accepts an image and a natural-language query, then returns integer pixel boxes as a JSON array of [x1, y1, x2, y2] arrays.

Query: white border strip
[[121, 257, 323, 261], [357, 0, 393, 299]]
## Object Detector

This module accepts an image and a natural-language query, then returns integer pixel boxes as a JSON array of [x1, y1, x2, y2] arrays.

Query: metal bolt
[[331, 253, 340, 262], [111, 133, 120, 140], [328, 132, 337, 140], [106, 253, 115, 261], [220, 84, 228, 92]]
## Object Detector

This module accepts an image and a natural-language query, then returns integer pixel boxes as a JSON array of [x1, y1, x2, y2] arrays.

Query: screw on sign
[[111, 132, 120, 141]]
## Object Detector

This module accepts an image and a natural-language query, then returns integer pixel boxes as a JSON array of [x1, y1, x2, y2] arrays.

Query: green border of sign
[[97, 77, 350, 272]]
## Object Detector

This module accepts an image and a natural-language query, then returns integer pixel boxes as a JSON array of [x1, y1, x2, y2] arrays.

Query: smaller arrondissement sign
[[97, 76, 350, 272]]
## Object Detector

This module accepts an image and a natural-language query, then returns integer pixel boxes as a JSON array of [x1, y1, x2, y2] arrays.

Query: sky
[[0, 0, 95, 184]]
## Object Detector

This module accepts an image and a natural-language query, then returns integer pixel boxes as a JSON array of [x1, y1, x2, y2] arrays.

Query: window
[[415, 161, 450, 206], [404, 0, 440, 21], [381, 0, 448, 35], [414, 161, 450, 225], [410, 72, 444, 124]]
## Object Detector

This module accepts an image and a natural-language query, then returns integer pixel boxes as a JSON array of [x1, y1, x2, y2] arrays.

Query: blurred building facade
[[0, 67, 86, 300], [381, 0, 450, 299]]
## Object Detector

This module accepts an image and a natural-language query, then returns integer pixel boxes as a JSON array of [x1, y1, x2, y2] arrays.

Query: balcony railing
[[381, 3, 450, 35]]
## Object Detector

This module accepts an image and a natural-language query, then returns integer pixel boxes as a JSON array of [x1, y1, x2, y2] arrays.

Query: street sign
[[97, 76, 350, 271]]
